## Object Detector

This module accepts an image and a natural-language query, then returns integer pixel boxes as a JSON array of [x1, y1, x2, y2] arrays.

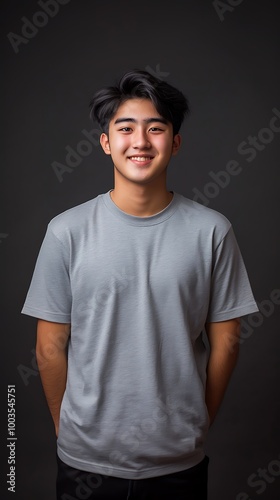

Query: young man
[[22, 70, 258, 500]]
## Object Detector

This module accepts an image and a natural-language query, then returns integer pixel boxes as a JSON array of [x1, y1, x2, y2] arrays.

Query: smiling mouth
[[128, 156, 154, 161]]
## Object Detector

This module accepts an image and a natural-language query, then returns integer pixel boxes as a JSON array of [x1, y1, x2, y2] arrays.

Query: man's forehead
[[111, 98, 167, 124]]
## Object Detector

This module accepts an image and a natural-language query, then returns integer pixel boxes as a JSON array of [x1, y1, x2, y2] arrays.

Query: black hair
[[89, 69, 189, 135]]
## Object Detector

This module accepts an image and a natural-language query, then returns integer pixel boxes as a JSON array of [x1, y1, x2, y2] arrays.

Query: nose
[[132, 128, 151, 149]]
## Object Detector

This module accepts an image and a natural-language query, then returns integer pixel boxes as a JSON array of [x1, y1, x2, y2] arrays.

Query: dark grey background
[[2, 1, 280, 499]]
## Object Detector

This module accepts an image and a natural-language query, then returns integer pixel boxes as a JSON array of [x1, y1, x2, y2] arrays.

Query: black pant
[[56, 454, 209, 499]]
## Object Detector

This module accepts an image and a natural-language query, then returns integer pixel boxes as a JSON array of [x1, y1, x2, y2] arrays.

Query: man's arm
[[36, 320, 71, 437], [205, 318, 241, 426]]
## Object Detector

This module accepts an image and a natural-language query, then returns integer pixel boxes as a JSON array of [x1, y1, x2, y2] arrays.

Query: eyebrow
[[114, 117, 168, 125]]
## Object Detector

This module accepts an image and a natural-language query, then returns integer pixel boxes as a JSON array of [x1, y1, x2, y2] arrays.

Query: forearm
[[36, 320, 70, 436], [205, 319, 240, 425], [37, 349, 67, 434]]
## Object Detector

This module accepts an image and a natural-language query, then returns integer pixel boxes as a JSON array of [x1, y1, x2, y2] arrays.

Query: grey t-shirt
[[22, 190, 258, 479]]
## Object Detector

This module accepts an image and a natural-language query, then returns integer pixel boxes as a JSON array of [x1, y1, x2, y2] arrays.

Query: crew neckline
[[102, 189, 179, 226]]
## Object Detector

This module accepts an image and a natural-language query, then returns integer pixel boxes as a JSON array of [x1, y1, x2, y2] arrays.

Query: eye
[[119, 127, 132, 132], [149, 127, 164, 132]]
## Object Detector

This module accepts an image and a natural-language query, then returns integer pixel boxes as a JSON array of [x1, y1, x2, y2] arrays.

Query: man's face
[[100, 98, 181, 187]]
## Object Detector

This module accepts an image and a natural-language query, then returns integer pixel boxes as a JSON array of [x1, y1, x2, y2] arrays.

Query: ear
[[172, 134, 182, 156], [100, 133, 111, 155]]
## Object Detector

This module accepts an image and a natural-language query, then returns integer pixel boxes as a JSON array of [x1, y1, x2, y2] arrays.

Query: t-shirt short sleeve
[[21, 223, 72, 323], [206, 225, 258, 322]]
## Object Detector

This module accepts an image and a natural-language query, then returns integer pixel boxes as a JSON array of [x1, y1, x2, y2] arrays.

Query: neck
[[110, 179, 173, 217]]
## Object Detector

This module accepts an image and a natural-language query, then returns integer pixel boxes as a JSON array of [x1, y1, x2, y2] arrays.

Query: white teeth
[[130, 156, 152, 161]]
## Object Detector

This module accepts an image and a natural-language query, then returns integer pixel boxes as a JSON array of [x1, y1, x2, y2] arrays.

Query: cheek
[[155, 137, 173, 155], [111, 135, 131, 152]]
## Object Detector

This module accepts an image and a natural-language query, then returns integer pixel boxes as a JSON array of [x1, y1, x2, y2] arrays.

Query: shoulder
[[175, 193, 232, 237], [47, 194, 103, 238]]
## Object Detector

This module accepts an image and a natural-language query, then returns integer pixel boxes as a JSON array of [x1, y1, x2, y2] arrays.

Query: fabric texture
[[22, 190, 258, 479]]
